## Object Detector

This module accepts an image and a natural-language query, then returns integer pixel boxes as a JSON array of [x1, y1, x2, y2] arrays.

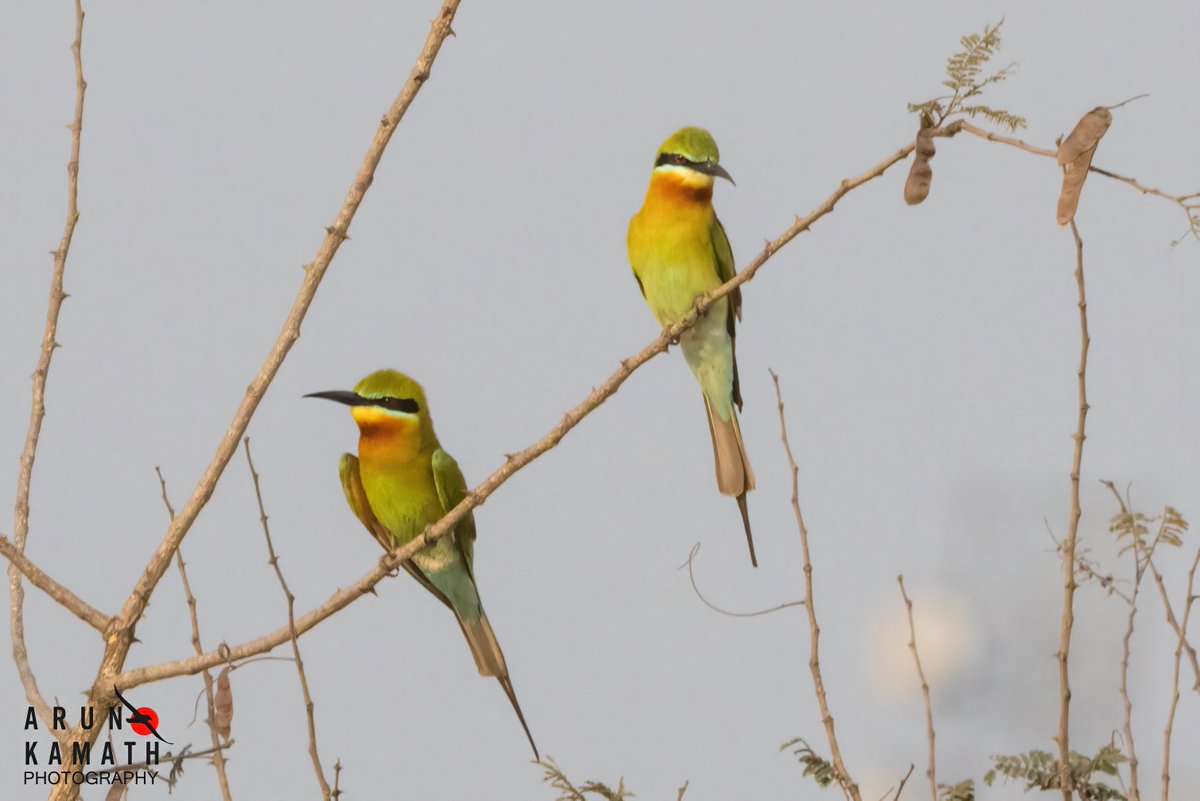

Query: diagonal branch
[[773, 370, 860, 801], [244, 438, 332, 800], [115, 129, 947, 691], [1147, 559, 1200, 692], [9, 0, 88, 730], [49, 4, 463, 797], [0, 534, 111, 633]]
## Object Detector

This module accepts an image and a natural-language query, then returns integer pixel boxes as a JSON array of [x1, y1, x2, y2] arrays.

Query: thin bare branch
[[1046, 516, 1132, 604], [1161, 545, 1200, 801], [681, 543, 805, 618], [771, 370, 860, 801], [956, 121, 1199, 240], [9, 0, 88, 731], [49, 4, 463, 796], [0, 534, 110, 633], [897, 576, 937, 801], [88, 740, 234, 777], [158, 468, 233, 800], [116, 129, 946, 692], [1147, 559, 1200, 692], [1056, 219, 1090, 801], [244, 438, 331, 800], [332, 759, 344, 801], [1099, 480, 1154, 801]]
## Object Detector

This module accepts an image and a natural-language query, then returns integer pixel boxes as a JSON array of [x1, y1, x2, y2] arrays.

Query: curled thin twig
[[680, 543, 805, 618]]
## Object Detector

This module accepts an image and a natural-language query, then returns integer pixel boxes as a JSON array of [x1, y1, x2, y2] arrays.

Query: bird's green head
[[306, 369, 436, 452], [653, 126, 733, 185]]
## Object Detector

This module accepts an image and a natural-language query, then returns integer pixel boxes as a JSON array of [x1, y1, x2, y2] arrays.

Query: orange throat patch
[[352, 407, 421, 463]]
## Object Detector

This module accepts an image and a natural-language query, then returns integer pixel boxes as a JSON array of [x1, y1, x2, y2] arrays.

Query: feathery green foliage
[[540, 758, 692, 801], [780, 738, 839, 789], [1109, 503, 1188, 557], [938, 779, 975, 801], [984, 745, 1126, 800], [539, 758, 634, 801], [908, 18, 1026, 131]]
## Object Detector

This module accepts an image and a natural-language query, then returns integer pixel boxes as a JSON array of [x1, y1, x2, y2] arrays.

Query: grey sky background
[[3, 1, 1198, 799]]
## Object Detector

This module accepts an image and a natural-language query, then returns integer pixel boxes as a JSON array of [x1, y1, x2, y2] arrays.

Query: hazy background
[[3, 1, 1198, 799]]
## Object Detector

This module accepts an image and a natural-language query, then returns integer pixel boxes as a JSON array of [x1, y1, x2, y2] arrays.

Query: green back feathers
[[657, 126, 720, 164]]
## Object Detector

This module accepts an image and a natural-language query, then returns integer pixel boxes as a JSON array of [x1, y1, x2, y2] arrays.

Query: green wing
[[338, 453, 454, 611], [710, 215, 744, 409], [338, 453, 395, 553], [432, 448, 477, 570]]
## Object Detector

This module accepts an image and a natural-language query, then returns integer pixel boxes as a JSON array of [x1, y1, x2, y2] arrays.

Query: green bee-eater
[[627, 126, 757, 566], [306, 370, 537, 757]]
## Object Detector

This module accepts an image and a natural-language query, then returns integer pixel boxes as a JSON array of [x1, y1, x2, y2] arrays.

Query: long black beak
[[304, 390, 371, 407], [695, 161, 735, 186]]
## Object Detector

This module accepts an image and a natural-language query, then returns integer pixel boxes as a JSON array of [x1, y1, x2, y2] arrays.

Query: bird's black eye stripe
[[655, 152, 695, 168], [376, 396, 420, 414]]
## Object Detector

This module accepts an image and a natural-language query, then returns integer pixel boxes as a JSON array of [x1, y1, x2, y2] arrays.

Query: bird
[[627, 126, 757, 566], [306, 369, 538, 758]]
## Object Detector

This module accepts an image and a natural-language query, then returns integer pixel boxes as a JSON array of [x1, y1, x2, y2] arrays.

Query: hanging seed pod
[[105, 783, 129, 801], [904, 112, 937, 205], [1056, 107, 1112, 225], [214, 666, 234, 741]]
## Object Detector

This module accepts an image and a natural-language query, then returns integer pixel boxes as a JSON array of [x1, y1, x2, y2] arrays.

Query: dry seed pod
[[105, 784, 129, 801], [214, 666, 233, 741], [1055, 106, 1112, 225], [904, 113, 937, 205]]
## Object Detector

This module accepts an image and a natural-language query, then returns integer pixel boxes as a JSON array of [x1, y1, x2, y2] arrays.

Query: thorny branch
[[771, 370, 860, 801], [897, 576, 937, 801], [158, 469, 233, 800], [0, 534, 110, 633], [244, 438, 332, 800], [1055, 220, 1090, 801], [8, 0, 88, 731], [40, 3, 464, 798], [115, 128, 960, 691]]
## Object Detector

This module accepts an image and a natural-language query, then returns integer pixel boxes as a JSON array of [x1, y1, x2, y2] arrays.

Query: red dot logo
[[129, 707, 159, 736]]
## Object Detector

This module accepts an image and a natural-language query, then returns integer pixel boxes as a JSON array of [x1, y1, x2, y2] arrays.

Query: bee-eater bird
[[627, 126, 757, 566], [306, 370, 537, 758]]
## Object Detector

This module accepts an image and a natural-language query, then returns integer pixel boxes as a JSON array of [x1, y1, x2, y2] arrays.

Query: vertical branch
[[1100, 482, 1145, 801], [244, 438, 330, 800], [1056, 220, 1089, 801], [158, 469, 233, 800], [8, 0, 88, 730], [332, 759, 343, 801], [897, 576, 937, 801], [770, 370, 861, 801], [1161, 545, 1200, 801], [47, 6, 462, 797]]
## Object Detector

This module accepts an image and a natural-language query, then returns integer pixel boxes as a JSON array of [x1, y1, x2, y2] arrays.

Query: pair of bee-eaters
[[307, 127, 751, 758]]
